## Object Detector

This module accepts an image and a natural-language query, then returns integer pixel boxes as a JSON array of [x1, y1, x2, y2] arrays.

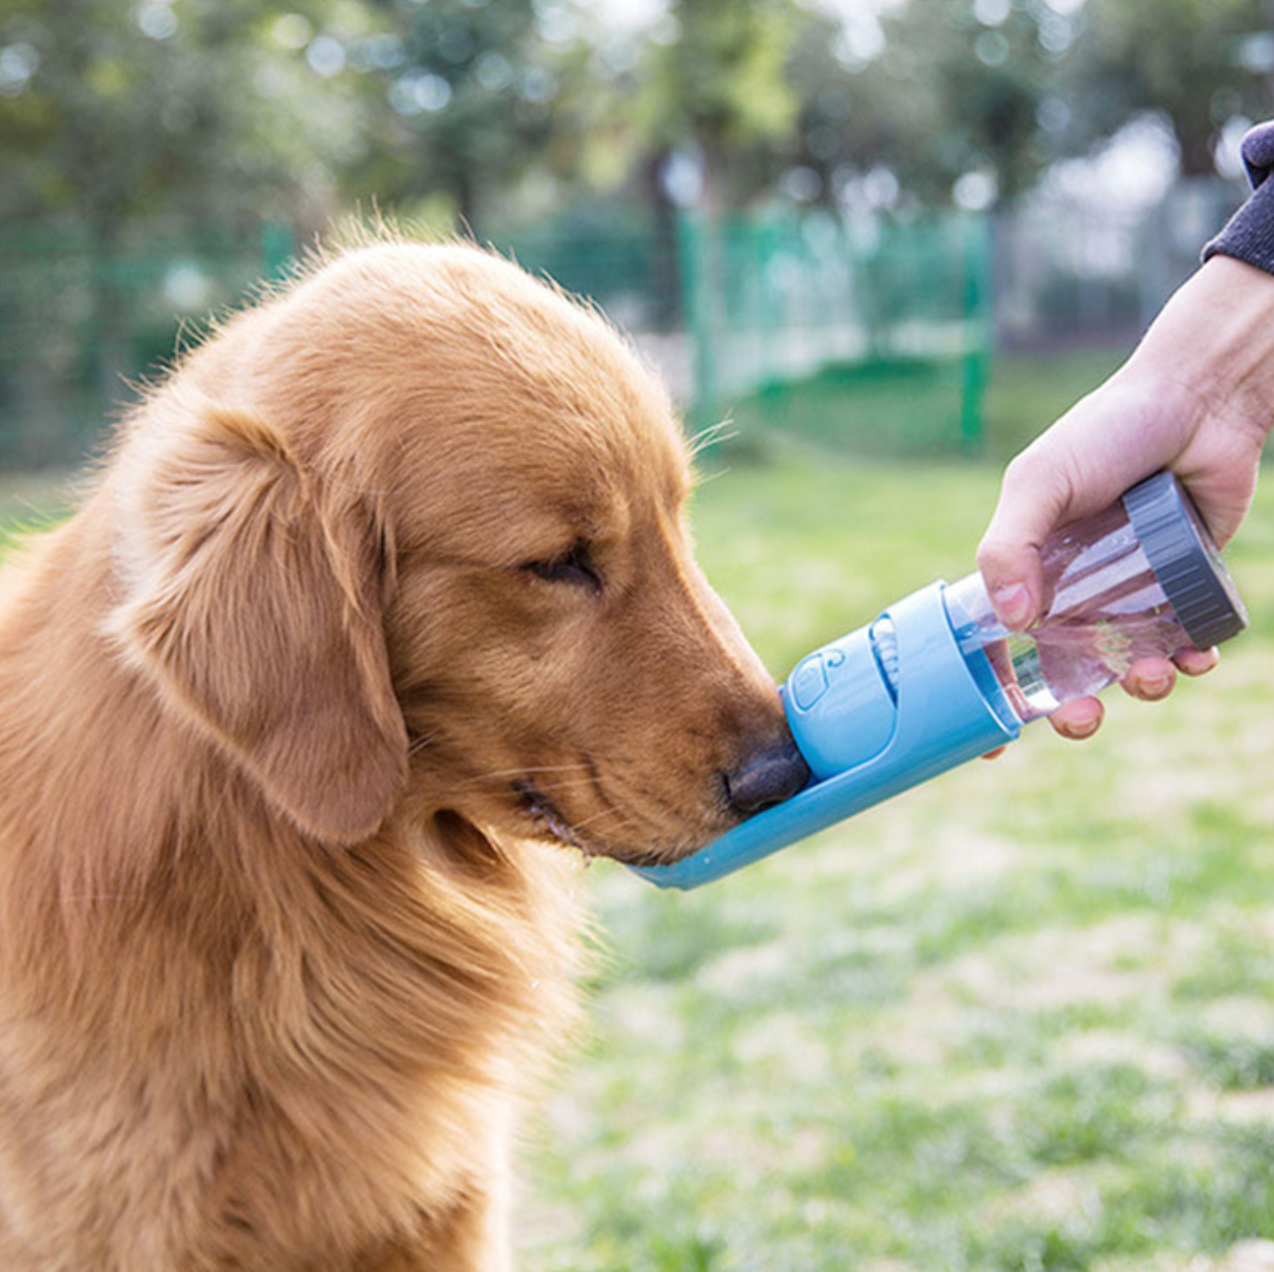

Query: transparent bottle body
[[942, 500, 1196, 724]]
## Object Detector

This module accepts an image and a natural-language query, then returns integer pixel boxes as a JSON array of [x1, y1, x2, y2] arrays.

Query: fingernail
[[993, 583, 1032, 629], [1141, 675, 1172, 698], [1067, 717, 1100, 739]]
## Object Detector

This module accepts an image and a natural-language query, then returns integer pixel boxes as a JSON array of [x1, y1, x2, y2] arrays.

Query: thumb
[[976, 451, 1077, 630]]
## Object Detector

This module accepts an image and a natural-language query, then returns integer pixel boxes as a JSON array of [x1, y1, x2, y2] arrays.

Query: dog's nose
[[723, 738, 810, 817]]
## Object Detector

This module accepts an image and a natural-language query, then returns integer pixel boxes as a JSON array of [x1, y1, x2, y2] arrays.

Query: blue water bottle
[[632, 472, 1248, 890]]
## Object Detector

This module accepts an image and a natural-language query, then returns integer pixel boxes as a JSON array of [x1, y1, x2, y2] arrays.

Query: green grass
[[512, 430, 1274, 1268], [724, 358, 982, 457], [0, 471, 78, 554], [981, 347, 1133, 459], [721, 344, 1134, 464], [4, 350, 1273, 1271]]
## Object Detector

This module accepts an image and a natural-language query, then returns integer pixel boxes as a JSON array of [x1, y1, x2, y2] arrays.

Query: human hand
[[978, 255, 1274, 741]]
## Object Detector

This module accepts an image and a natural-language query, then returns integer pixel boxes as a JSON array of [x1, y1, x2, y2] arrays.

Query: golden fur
[[0, 239, 791, 1270]]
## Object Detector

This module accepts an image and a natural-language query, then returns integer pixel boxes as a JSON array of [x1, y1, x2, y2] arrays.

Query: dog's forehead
[[387, 401, 689, 560], [394, 248, 688, 478], [280, 243, 693, 535]]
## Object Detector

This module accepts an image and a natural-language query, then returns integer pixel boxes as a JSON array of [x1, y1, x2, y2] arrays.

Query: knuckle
[[1003, 451, 1035, 483], [975, 536, 1011, 577]]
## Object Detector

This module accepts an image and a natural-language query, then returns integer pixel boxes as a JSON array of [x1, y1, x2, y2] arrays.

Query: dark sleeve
[[1202, 120, 1274, 273]]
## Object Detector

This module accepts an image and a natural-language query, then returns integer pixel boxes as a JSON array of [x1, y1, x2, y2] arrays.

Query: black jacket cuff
[[1203, 169, 1274, 275]]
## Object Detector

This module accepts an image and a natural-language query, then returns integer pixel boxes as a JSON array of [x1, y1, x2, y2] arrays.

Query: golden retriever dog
[[0, 237, 808, 1271]]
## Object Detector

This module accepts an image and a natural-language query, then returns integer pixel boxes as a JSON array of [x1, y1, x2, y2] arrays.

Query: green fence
[[0, 221, 294, 468], [0, 211, 988, 469], [487, 212, 681, 335], [676, 210, 991, 452]]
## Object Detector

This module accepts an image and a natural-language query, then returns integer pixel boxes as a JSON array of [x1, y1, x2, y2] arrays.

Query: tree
[[0, 0, 363, 434], [0, 0, 362, 228], [779, 1, 1061, 211], [633, 0, 803, 211], [350, 0, 564, 230], [1058, 0, 1273, 177]]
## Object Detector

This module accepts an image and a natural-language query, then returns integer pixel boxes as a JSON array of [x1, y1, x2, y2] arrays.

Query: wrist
[[1125, 255, 1274, 442]]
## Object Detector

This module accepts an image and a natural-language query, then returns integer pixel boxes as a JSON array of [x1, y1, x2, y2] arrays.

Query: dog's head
[[108, 241, 807, 865]]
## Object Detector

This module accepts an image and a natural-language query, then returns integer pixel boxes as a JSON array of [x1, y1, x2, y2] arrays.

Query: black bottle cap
[[1122, 471, 1248, 650]]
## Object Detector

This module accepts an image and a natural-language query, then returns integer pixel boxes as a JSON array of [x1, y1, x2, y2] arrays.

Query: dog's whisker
[[425, 764, 597, 793], [566, 804, 629, 833], [478, 764, 595, 780], [425, 776, 604, 806], [687, 415, 738, 459], [511, 778, 602, 797], [690, 464, 730, 490]]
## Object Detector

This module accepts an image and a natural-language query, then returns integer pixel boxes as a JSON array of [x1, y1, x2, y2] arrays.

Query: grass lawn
[[508, 342, 1274, 1272], [0, 470, 79, 552], [980, 347, 1133, 460], [3, 350, 1272, 1271], [723, 346, 1133, 464], [515, 452, 1274, 1272]]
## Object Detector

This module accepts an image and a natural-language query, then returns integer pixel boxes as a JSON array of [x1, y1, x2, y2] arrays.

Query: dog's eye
[[520, 543, 602, 594]]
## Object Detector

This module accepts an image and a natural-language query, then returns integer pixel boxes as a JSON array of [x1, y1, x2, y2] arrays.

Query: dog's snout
[[723, 738, 810, 817]]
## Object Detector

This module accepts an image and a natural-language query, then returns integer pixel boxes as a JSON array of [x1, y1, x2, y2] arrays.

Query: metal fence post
[[676, 210, 719, 428], [959, 213, 992, 454]]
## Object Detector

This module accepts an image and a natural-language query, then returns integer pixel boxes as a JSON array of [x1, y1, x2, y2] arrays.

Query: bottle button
[[790, 653, 829, 710]]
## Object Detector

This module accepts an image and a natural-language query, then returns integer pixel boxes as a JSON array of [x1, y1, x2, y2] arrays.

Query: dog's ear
[[109, 400, 408, 844]]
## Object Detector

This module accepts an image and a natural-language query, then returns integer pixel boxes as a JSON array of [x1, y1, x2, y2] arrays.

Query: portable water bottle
[[632, 471, 1248, 890]]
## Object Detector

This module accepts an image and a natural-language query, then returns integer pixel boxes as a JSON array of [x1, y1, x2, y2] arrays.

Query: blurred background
[[4, 2, 1274, 1269], [2, 0, 1272, 467]]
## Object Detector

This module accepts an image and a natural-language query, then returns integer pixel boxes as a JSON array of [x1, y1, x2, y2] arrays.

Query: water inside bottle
[[944, 551, 1194, 724], [983, 604, 1189, 721]]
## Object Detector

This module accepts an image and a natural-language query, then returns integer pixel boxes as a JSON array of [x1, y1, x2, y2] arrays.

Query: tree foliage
[[0, 0, 366, 230], [1058, 0, 1274, 176], [349, 0, 560, 225], [0, 0, 1271, 229]]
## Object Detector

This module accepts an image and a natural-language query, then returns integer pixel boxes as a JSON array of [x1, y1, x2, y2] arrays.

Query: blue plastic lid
[[1122, 472, 1248, 650]]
